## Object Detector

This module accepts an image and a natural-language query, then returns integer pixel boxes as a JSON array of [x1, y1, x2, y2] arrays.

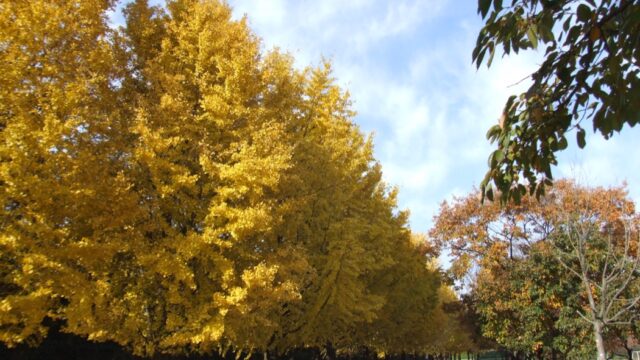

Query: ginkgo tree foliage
[[0, 0, 464, 357]]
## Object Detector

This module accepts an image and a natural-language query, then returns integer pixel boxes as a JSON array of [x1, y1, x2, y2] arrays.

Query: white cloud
[[556, 127, 640, 204], [244, 0, 287, 25], [228, 0, 640, 235], [231, 0, 446, 61]]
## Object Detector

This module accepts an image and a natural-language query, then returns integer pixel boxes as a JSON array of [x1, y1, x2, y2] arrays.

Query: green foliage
[[473, 243, 593, 358], [474, 0, 640, 203]]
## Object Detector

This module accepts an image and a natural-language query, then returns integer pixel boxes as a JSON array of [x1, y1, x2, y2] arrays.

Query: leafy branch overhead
[[473, 0, 640, 203]]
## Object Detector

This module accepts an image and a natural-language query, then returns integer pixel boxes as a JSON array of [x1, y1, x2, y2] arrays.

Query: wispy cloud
[[228, 0, 542, 232], [233, 0, 640, 232], [232, 1, 445, 63]]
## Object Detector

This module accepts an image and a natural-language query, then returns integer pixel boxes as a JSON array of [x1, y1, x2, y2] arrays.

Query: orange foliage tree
[[430, 180, 640, 358]]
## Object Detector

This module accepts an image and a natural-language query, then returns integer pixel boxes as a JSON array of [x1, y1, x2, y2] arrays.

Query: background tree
[[472, 241, 593, 358], [350, 235, 442, 357], [549, 199, 640, 360], [427, 286, 478, 358], [431, 180, 639, 358], [473, 0, 640, 203]]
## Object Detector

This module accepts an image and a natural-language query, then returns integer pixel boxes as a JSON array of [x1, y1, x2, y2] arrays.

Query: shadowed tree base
[[0, 329, 482, 360]]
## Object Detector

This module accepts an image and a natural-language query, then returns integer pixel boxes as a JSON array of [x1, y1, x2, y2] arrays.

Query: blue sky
[[227, 0, 640, 234], [110, 1, 640, 235]]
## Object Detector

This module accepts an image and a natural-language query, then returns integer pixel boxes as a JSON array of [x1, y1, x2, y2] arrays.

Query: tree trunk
[[624, 339, 633, 360], [593, 320, 606, 360]]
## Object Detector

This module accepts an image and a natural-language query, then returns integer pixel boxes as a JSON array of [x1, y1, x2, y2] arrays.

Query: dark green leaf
[[576, 4, 591, 22], [493, 0, 503, 11], [543, 162, 553, 179], [562, 17, 571, 32], [576, 128, 586, 148], [486, 124, 502, 140], [557, 136, 568, 150], [512, 186, 521, 203], [486, 187, 494, 202], [487, 42, 496, 67], [479, 0, 492, 18], [476, 48, 487, 68], [535, 183, 545, 199], [527, 26, 538, 49], [566, 25, 581, 45], [539, 14, 555, 43]]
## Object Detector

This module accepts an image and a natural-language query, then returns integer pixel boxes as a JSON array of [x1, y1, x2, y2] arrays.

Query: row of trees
[[0, 0, 474, 358], [2, 0, 638, 358], [431, 180, 640, 359]]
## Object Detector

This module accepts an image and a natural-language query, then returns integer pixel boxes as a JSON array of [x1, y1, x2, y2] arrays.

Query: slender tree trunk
[[624, 339, 633, 360], [593, 320, 606, 360]]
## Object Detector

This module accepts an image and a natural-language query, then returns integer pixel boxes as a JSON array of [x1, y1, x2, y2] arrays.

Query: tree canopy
[[474, 0, 640, 203], [431, 180, 640, 358], [0, 0, 473, 358]]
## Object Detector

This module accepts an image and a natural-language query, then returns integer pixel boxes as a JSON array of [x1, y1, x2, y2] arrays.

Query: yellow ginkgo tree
[[0, 0, 463, 357]]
